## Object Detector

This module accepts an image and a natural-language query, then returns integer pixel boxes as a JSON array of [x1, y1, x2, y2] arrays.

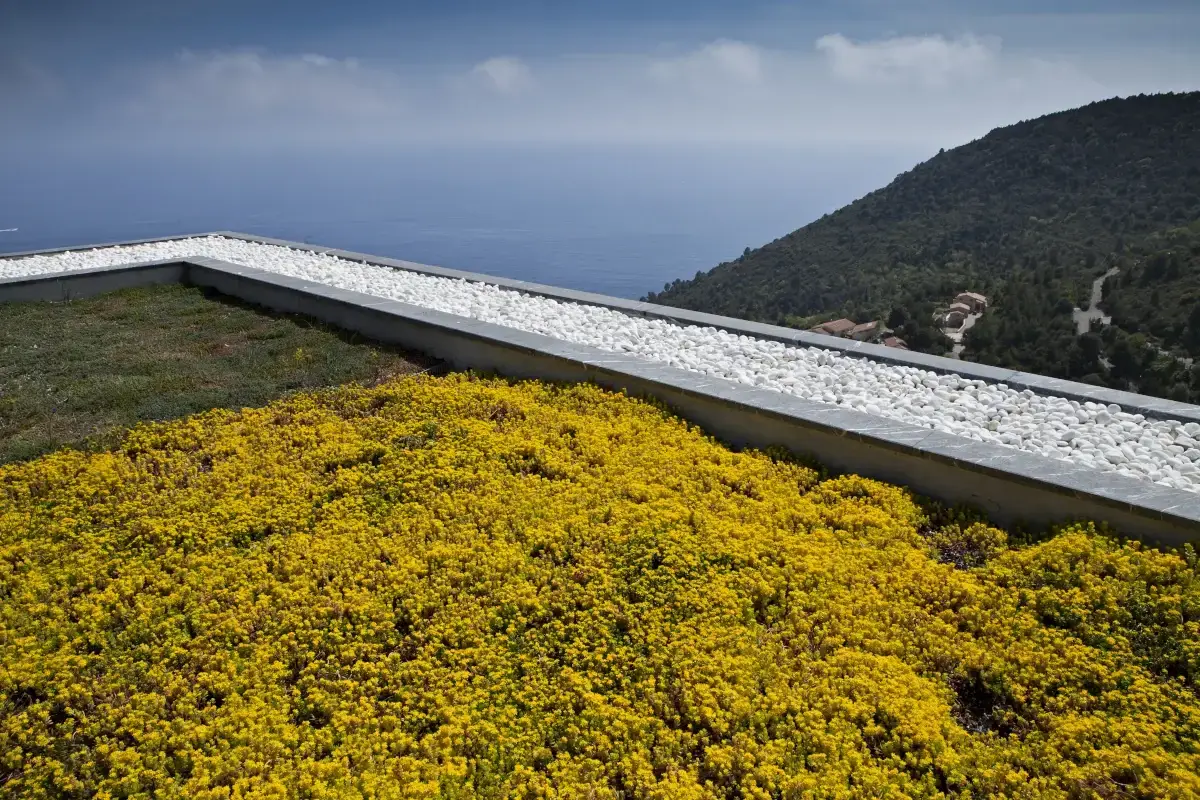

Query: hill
[[647, 92, 1200, 401]]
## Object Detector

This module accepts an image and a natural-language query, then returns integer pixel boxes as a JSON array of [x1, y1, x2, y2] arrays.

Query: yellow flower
[[1, 374, 1198, 799]]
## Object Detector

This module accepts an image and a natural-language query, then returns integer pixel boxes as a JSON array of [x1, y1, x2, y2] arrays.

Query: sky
[[3, 0, 1198, 156]]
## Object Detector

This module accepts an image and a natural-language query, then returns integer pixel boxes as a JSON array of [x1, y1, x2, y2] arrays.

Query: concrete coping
[[3, 253, 1200, 544], [6, 230, 1200, 426]]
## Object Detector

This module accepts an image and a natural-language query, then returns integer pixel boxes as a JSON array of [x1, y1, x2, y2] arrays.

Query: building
[[808, 318, 883, 341], [809, 318, 856, 337], [848, 320, 881, 342], [948, 302, 972, 315], [882, 336, 908, 350], [944, 309, 967, 328], [954, 292, 988, 313]]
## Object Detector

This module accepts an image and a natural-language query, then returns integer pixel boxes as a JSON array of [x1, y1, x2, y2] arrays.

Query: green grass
[[0, 284, 441, 463]]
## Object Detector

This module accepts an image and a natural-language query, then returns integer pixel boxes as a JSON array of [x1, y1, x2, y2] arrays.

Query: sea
[[0, 145, 919, 299]]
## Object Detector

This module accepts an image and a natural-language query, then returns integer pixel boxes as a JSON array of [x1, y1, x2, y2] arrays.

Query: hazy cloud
[[649, 40, 764, 85], [10, 31, 1197, 151], [816, 33, 999, 86], [121, 50, 406, 127], [472, 56, 533, 94]]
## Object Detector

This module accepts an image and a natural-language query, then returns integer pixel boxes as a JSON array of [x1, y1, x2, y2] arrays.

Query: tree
[[1110, 336, 1143, 383], [641, 92, 1200, 406], [1186, 303, 1200, 348], [1064, 333, 1106, 379]]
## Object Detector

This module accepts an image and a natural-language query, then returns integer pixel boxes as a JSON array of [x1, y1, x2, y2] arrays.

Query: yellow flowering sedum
[[2, 375, 1199, 799]]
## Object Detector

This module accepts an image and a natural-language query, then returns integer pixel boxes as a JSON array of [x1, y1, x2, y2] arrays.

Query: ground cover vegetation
[[0, 284, 436, 464], [2, 374, 1200, 798], [647, 92, 1200, 398]]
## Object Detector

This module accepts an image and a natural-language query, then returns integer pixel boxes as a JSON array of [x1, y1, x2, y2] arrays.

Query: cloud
[[127, 50, 404, 123], [472, 56, 533, 94], [816, 33, 999, 86], [10, 32, 1196, 152], [649, 40, 764, 85]]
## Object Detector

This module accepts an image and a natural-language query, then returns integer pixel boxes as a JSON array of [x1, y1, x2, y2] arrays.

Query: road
[[943, 312, 981, 359], [1073, 267, 1120, 335]]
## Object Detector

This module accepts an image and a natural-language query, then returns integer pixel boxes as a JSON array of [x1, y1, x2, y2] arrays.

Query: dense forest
[[647, 92, 1200, 402]]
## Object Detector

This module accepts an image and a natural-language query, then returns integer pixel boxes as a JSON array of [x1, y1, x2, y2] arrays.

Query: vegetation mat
[[2, 376, 1200, 798], [0, 284, 438, 464]]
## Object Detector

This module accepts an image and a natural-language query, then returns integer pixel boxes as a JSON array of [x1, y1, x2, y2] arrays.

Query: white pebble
[[6, 235, 1200, 494]]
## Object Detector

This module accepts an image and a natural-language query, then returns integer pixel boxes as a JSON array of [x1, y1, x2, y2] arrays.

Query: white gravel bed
[[7, 235, 1200, 492]]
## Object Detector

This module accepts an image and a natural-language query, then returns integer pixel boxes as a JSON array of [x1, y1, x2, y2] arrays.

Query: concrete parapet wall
[[11, 230, 1199, 422], [204, 231, 1200, 425], [3, 251, 1200, 547], [0, 260, 188, 303]]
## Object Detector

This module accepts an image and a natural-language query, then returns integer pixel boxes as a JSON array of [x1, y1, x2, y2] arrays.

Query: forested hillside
[[648, 92, 1200, 401]]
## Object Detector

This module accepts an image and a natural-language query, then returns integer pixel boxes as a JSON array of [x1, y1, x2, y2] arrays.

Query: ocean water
[[0, 146, 919, 299]]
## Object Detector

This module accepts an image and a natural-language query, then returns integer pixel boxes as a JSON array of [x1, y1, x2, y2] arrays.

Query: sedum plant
[[1, 375, 1199, 799]]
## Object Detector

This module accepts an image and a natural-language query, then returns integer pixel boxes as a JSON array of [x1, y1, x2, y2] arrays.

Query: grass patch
[[0, 283, 440, 462]]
